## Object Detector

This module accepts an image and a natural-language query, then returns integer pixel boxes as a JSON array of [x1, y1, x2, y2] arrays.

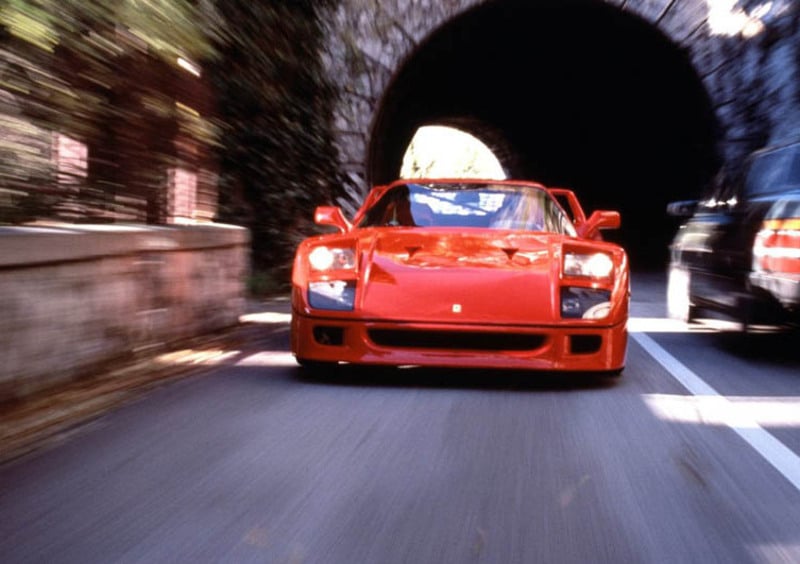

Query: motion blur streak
[[154, 349, 240, 367], [633, 332, 800, 492], [628, 316, 778, 333], [750, 544, 800, 563], [628, 317, 717, 333], [235, 351, 297, 367], [240, 312, 292, 324], [706, 0, 773, 37]]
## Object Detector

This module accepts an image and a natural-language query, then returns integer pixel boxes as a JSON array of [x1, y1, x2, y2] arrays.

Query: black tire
[[295, 358, 339, 378]]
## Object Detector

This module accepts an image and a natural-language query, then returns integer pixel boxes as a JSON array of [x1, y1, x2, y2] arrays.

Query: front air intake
[[313, 326, 345, 346], [368, 329, 544, 351], [569, 335, 602, 354]]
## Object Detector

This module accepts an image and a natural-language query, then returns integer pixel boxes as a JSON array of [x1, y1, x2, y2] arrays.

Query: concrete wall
[[0, 223, 250, 401]]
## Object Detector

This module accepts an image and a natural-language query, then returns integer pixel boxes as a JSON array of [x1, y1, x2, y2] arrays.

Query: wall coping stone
[[0, 223, 250, 267]]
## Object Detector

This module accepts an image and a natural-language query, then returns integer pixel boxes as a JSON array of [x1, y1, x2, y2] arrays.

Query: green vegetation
[[0, 0, 226, 222], [1, 0, 345, 290], [211, 1, 344, 291]]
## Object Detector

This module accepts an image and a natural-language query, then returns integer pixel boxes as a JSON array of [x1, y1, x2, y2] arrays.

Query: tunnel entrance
[[400, 125, 506, 179], [368, 0, 720, 269]]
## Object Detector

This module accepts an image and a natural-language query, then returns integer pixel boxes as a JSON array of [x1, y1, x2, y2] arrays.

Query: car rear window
[[744, 144, 800, 197]]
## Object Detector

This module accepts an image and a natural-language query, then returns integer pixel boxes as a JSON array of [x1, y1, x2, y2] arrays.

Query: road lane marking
[[631, 331, 800, 492]]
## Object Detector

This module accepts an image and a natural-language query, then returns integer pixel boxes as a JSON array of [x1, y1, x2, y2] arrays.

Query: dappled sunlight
[[644, 393, 800, 427], [634, 330, 800, 491], [750, 544, 800, 563], [629, 316, 718, 333], [628, 316, 785, 334], [240, 311, 292, 324], [706, 0, 776, 38], [236, 351, 297, 367], [151, 304, 295, 368], [154, 348, 241, 367], [238, 305, 297, 367]]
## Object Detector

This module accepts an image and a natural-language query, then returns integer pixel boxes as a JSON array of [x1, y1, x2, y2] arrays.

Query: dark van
[[666, 141, 800, 328]]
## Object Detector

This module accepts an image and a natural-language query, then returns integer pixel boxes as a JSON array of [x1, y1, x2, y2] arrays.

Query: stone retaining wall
[[0, 223, 250, 401]]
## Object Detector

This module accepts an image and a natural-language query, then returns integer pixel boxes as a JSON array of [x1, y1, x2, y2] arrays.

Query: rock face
[[321, 0, 800, 202]]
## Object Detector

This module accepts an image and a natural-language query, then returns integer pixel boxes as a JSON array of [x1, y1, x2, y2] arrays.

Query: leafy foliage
[[210, 0, 345, 286], [2, 0, 345, 286], [0, 0, 225, 222]]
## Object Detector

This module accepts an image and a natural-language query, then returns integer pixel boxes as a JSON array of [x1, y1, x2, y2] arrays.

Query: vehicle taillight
[[753, 218, 800, 274]]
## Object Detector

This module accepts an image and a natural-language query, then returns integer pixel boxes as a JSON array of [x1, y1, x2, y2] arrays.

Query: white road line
[[631, 331, 800, 492]]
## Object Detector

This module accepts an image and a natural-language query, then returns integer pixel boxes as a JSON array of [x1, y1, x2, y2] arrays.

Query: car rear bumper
[[750, 272, 800, 308], [291, 312, 627, 373]]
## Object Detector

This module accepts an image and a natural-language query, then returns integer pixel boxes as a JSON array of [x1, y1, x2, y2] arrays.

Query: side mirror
[[314, 206, 351, 233], [578, 210, 620, 239], [666, 200, 698, 218]]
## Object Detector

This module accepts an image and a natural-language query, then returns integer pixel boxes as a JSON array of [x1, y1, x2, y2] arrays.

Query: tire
[[295, 358, 340, 378], [667, 264, 695, 323]]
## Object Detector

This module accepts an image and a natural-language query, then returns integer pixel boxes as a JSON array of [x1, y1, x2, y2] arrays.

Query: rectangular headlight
[[564, 252, 614, 278], [309, 246, 356, 271]]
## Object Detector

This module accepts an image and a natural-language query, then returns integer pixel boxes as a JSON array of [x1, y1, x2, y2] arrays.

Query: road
[[1, 270, 799, 563]]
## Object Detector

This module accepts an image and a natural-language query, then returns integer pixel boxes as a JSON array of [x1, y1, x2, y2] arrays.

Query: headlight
[[561, 287, 611, 319], [564, 252, 614, 278], [309, 280, 356, 310], [309, 246, 356, 271]]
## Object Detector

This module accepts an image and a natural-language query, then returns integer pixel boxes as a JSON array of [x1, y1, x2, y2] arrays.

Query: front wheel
[[667, 264, 695, 323]]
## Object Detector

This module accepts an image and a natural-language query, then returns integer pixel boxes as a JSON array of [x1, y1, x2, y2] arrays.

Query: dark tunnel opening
[[368, 0, 721, 269]]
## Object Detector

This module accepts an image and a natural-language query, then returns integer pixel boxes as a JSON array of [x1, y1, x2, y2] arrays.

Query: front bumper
[[291, 312, 627, 373]]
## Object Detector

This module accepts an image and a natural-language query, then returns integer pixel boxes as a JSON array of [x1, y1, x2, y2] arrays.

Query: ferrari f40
[[291, 179, 629, 375]]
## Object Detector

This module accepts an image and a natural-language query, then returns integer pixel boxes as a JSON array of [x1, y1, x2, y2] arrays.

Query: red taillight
[[753, 218, 800, 274]]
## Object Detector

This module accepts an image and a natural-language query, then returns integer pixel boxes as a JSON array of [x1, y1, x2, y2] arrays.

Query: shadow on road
[[708, 329, 800, 367], [294, 364, 622, 393]]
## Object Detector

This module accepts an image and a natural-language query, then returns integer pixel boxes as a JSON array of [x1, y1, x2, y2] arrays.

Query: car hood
[[356, 229, 562, 324]]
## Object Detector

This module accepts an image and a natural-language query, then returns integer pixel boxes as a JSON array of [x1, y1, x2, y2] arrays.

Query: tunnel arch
[[366, 0, 720, 267]]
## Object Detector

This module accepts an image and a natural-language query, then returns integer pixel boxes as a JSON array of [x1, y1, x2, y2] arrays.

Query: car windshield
[[357, 182, 577, 236]]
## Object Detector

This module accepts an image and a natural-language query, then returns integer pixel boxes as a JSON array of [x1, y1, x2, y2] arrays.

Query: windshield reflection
[[357, 182, 578, 235]]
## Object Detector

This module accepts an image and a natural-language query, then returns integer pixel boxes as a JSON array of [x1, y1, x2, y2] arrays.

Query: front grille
[[368, 329, 544, 351]]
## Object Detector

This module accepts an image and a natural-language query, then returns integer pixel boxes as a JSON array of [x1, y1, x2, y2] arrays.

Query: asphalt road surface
[[2, 270, 799, 564]]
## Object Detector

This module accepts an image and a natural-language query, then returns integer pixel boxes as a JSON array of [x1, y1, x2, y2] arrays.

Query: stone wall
[[323, 0, 800, 199], [697, 2, 800, 173], [0, 224, 249, 401], [322, 0, 480, 211]]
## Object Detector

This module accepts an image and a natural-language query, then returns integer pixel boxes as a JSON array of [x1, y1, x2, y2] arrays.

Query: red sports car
[[291, 178, 629, 375]]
